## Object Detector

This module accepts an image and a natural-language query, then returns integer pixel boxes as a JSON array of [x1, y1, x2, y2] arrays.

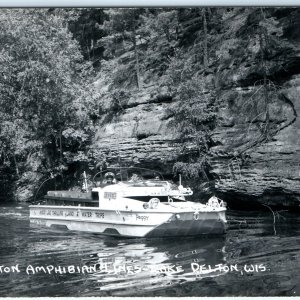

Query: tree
[[140, 9, 179, 79], [0, 9, 95, 199], [162, 45, 217, 181], [99, 8, 145, 90], [68, 8, 106, 64], [224, 8, 294, 153]]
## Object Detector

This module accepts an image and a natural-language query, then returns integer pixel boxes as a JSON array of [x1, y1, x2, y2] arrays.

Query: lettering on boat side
[[104, 192, 117, 200], [81, 211, 92, 218], [95, 212, 105, 218], [136, 215, 149, 221], [65, 211, 74, 217], [52, 210, 64, 216], [35, 209, 105, 219], [37, 209, 64, 217]]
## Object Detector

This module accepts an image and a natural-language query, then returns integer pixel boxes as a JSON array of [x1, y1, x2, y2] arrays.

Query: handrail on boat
[[33, 173, 62, 203]]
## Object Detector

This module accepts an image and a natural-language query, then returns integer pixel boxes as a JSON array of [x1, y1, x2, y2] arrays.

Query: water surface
[[0, 203, 299, 297]]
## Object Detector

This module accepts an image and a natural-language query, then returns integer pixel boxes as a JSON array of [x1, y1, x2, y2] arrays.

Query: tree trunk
[[263, 76, 270, 137], [260, 26, 270, 138], [133, 30, 141, 90], [13, 154, 19, 177], [202, 9, 208, 68], [59, 128, 63, 164]]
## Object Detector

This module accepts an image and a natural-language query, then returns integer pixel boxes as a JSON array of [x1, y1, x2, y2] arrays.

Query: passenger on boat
[[103, 172, 117, 184], [129, 173, 142, 182]]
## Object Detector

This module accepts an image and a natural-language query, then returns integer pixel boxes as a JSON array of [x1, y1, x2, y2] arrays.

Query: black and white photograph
[[0, 7, 299, 297]]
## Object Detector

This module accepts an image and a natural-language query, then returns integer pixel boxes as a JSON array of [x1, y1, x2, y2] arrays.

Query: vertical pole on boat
[[179, 174, 182, 186], [83, 171, 88, 192]]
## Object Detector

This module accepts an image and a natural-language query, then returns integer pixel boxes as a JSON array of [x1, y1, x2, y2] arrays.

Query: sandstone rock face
[[94, 78, 300, 209], [210, 76, 300, 208], [207, 9, 300, 208], [94, 76, 300, 209], [94, 86, 179, 175], [93, 9, 300, 209]]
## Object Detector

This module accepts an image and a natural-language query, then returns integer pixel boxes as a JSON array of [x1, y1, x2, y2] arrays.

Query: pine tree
[[99, 8, 145, 90]]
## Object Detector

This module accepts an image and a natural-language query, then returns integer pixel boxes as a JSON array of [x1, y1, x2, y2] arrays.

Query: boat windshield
[[93, 167, 164, 185]]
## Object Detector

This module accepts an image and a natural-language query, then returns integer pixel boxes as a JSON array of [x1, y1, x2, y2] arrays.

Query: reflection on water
[[0, 204, 299, 296]]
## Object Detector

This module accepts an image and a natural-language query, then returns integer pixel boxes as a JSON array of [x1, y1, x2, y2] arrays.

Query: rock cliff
[[210, 76, 300, 209], [93, 9, 300, 209], [93, 85, 178, 175], [94, 81, 300, 209]]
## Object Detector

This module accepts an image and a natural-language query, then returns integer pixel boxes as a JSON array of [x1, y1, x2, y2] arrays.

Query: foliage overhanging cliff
[[1, 8, 300, 208]]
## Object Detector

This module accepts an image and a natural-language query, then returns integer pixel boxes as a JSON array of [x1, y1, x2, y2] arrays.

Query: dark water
[[0, 203, 299, 297]]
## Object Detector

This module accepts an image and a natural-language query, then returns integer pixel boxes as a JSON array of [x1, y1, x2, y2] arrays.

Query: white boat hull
[[29, 205, 226, 237]]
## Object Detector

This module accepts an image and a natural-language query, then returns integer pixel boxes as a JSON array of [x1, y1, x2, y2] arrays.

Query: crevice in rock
[[238, 57, 300, 88], [136, 132, 154, 141], [217, 189, 300, 211], [123, 94, 173, 110], [278, 93, 298, 129]]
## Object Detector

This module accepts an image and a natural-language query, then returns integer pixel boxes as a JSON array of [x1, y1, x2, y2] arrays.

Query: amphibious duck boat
[[29, 167, 227, 237]]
